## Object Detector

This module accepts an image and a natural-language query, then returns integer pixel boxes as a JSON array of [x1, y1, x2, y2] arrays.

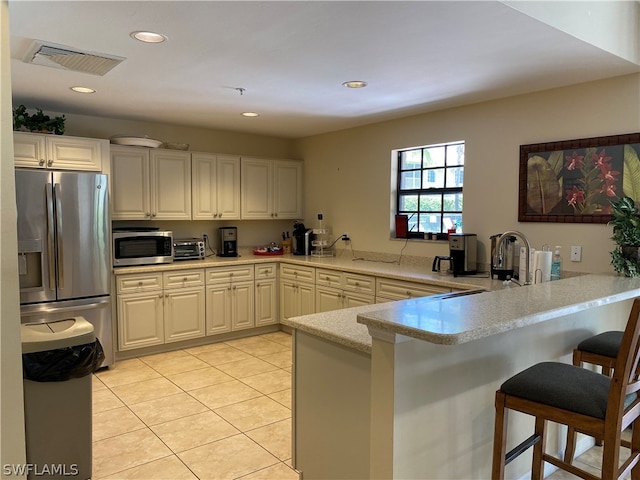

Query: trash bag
[[22, 339, 105, 382]]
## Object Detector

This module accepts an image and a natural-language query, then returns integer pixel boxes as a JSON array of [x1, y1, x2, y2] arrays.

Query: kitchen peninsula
[[283, 274, 640, 479]]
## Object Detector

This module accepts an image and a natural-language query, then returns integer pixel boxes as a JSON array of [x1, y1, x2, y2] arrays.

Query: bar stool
[[491, 298, 640, 480], [566, 330, 624, 457]]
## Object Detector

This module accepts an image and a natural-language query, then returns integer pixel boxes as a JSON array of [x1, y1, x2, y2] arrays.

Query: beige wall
[[1, 0, 27, 473], [294, 73, 640, 274]]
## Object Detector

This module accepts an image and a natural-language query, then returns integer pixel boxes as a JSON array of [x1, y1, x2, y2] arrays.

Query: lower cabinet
[[116, 269, 205, 351], [205, 265, 255, 335], [280, 264, 315, 321], [255, 263, 278, 326], [375, 277, 451, 302], [315, 269, 375, 313]]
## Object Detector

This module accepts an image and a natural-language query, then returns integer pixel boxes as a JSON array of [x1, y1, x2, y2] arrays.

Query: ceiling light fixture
[[342, 80, 368, 88], [70, 86, 96, 94], [130, 31, 167, 43], [241, 112, 260, 117]]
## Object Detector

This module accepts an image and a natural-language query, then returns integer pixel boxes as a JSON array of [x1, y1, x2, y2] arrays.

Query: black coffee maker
[[292, 221, 311, 255], [448, 233, 477, 276], [218, 226, 238, 257]]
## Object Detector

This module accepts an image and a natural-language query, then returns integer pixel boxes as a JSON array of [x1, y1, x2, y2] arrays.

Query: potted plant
[[609, 196, 640, 277], [13, 104, 65, 135]]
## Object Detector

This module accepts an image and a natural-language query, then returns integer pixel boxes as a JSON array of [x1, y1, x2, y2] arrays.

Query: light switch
[[570, 245, 582, 262]]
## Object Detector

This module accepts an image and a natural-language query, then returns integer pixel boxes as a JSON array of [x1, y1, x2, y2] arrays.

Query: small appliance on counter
[[113, 228, 174, 267], [218, 227, 238, 257], [490, 233, 516, 280], [292, 221, 312, 256], [448, 233, 477, 276], [173, 238, 206, 260]]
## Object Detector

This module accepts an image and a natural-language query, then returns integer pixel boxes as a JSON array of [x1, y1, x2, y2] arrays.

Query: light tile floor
[[92, 332, 299, 480]]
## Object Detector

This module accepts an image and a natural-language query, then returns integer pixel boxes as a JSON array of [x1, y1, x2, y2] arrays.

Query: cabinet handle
[[138, 281, 143, 286], [151, 213, 157, 218], [47, 159, 53, 167], [274, 213, 278, 218], [406, 291, 412, 297], [355, 282, 360, 286], [146, 212, 151, 217], [183, 277, 188, 282], [39, 159, 45, 166]]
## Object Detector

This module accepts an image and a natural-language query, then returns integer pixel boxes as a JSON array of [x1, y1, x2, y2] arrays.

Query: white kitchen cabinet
[[205, 266, 255, 335], [241, 157, 303, 219], [13, 131, 107, 171], [116, 273, 165, 351], [116, 270, 205, 351], [375, 277, 450, 302], [255, 263, 278, 327], [280, 264, 314, 321], [315, 269, 375, 313], [192, 152, 240, 220], [162, 270, 205, 343], [110, 145, 191, 220]]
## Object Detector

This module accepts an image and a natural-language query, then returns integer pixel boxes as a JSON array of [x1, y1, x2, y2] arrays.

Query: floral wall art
[[518, 133, 640, 223]]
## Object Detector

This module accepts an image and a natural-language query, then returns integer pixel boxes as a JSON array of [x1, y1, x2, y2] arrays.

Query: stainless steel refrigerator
[[16, 169, 114, 367]]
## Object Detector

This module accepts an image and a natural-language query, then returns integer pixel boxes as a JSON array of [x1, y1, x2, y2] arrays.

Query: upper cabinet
[[192, 153, 241, 220], [241, 158, 303, 219], [111, 145, 191, 220], [13, 132, 107, 171]]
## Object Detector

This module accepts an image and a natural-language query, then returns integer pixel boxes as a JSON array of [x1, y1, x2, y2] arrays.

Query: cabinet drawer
[[316, 268, 341, 286], [256, 263, 277, 279], [344, 272, 375, 294], [375, 278, 450, 300], [206, 265, 254, 284], [280, 264, 315, 283], [117, 273, 163, 293], [163, 269, 205, 289]]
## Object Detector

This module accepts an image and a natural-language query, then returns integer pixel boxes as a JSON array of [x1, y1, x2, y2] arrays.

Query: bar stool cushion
[[577, 331, 623, 358], [500, 362, 610, 419]]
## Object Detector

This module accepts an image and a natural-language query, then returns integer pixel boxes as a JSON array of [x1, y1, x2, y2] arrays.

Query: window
[[396, 141, 464, 235]]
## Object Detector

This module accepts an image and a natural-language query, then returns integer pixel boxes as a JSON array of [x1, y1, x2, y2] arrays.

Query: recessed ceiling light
[[130, 31, 167, 43], [241, 112, 260, 117], [342, 80, 368, 88], [70, 86, 96, 94]]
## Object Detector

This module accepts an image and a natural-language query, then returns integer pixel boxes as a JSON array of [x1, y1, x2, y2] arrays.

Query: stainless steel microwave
[[112, 229, 173, 267]]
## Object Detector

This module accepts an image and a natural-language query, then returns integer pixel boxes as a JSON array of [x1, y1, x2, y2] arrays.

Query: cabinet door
[[117, 292, 164, 350], [280, 280, 299, 321], [273, 160, 303, 219], [13, 132, 46, 168], [231, 281, 255, 331], [255, 278, 278, 326], [111, 146, 151, 220], [164, 287, 205, 343], [241, 158, 272, 219], [216, 154, 241, 219], [298, 282, 315, 316], [206, 284, 232, 335], [343, 291, 374, 309], [191, 153, 217, 220], [47, 136, 105, 171], [315, 285, 343, 313], [152, 150, 192, 220]]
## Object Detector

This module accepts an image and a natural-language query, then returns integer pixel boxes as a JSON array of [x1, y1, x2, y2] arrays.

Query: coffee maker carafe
[[448, 233, 477, 276], [218, 227, 238, 257]]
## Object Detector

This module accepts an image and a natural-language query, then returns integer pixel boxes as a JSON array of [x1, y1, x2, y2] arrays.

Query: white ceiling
[[8, 1, 640, 139]]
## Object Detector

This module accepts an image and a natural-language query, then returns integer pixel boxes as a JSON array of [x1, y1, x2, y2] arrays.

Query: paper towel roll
[[533, 250, 552, 283]]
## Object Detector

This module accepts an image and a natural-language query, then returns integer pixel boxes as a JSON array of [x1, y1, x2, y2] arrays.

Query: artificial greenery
[[609, 196, 640, 277], [13, 104, 65, 135]]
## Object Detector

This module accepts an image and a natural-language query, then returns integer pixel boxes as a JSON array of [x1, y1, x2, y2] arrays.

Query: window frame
[[395, 141, 465, 236]]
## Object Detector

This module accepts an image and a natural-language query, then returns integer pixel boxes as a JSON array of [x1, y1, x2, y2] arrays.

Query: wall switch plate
[[570, 245, 582, 262]]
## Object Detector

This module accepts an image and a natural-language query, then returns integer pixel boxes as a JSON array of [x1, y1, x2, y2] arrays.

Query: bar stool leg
[[532, 417, 546, 480], [492, 392, 508, 479]]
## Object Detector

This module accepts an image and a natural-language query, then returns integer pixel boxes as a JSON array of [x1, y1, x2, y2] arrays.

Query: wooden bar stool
[[566, 331, 624, 456], [492, 299, 640, 480]]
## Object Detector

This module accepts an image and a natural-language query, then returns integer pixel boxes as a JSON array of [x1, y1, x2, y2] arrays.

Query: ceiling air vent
[[23, 40, 125, 76]]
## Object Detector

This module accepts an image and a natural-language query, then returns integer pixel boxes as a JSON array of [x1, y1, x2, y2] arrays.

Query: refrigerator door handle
[[21, 297, 111, 317], [54, 183, 64, 289], [45, 183, 56, 291]]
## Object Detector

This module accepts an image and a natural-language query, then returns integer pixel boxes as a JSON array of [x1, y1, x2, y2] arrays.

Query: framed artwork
[[518, 132, 640, 223]]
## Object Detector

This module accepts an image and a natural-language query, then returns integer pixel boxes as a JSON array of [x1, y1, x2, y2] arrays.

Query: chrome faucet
[[497, 230, 532, 285]]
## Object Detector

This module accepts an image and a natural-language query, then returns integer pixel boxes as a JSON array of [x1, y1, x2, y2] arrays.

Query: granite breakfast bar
[[283, 274, 640, 479]]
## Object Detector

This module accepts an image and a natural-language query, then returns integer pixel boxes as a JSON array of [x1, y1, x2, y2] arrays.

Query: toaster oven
[[173, 238, 206, 260]]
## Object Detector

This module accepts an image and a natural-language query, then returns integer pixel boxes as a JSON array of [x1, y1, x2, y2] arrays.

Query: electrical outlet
[[342, 232, 350, 241], [202, 233, 209, 242], [570, 245, 582, 262]]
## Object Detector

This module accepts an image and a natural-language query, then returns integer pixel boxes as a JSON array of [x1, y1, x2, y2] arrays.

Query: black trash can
[[21, 317, 104, 480]]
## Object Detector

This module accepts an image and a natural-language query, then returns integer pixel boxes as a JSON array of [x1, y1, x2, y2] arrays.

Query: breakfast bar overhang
[[284, 274, 640, 479]]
